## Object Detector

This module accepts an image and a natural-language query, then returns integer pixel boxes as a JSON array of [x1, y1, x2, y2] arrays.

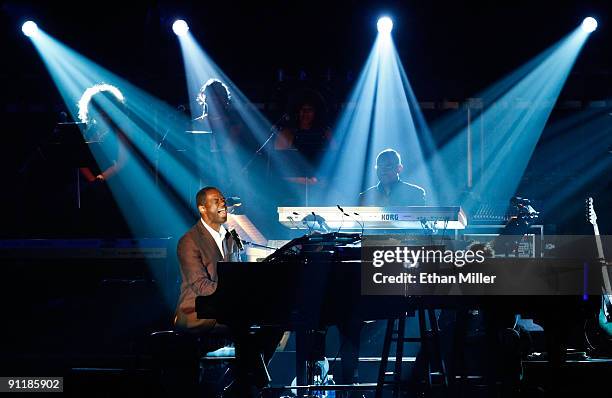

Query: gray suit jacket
[[174, 221, 241, 332]]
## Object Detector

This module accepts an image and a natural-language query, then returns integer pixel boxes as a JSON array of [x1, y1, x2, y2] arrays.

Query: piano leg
[[338, 319, 362, 385], [230, 326, 284, 394], [296, 329, 308, 386]]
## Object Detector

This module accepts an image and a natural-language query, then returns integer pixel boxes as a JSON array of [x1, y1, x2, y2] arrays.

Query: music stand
[[46, 122, 98, 209]]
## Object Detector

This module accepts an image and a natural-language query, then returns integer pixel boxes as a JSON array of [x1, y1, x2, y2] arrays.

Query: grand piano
[[197, 205, 470, 328], [196, 231, 409, 388], [195, 206, 604, 391]]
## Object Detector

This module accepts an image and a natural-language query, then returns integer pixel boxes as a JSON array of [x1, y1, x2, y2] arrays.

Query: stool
[[149, 330, 235, 396], [375, 307, 448, 398]]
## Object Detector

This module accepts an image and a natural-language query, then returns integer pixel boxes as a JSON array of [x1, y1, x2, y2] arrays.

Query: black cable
[[353, 212, 365, 236], [337, 211, 345, 233]]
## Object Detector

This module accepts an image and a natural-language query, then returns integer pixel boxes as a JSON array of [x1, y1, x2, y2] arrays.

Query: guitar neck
[[593, 223, 605, 261], [592, 220, 612, 302], [587, 198, 612, 324]]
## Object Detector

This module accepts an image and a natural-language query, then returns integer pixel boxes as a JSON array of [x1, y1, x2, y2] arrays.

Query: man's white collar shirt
[[201, 218, 227, 256]]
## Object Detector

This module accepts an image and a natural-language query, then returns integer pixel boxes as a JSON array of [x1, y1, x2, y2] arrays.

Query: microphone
[[337, 205, 364, 235], [287, 215, 298, 229], [294, 211, 312, 234], [285, 211, 300, 229], [312, 211, 322, 230], [225, 196, 242, 208], [353, 211, 365, 236], [272, 113, 291, 130], [306, 211, 327, 233], [312, 211, 319, 232], [336, 205, 346, 233], [229, 229, 244, 251]]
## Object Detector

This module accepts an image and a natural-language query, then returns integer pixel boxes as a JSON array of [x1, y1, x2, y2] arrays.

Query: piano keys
[[278, 206, 467, 231]]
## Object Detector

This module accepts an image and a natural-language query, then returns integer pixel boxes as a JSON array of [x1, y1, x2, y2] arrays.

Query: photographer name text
[[372, 272, 496, 284]]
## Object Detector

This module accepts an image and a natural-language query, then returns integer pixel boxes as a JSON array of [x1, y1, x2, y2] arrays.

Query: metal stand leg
[[76, 168, 81, 209], [376, 319, 395, 398], [376, 309, 448, 398], [394, 317, 406, 398]]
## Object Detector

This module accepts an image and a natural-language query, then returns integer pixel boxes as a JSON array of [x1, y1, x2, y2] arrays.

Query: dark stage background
[[1, 0, 611, 236], [0, 1, 611, 396]]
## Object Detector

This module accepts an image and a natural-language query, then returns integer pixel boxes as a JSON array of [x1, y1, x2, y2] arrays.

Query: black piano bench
[[148, 330, 235, 396]]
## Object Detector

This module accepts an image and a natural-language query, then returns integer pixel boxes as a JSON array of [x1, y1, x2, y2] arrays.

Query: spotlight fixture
[[377, 16, 393, 34], [581, 17, 598, 33], [22, 21, 38, 37], [172, 19, 189, 37]]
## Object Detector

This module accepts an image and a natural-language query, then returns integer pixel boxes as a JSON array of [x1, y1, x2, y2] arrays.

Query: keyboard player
[[336, 148, 429, 393], [174, 186, 281, 398], [359, 148, 426, 206]]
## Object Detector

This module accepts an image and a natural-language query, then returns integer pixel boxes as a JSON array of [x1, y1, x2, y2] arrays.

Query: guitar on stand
[[585, 197, 612, 355]]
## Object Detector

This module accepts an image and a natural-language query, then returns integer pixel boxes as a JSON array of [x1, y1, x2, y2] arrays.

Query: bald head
[[376, 149, 403, 185]]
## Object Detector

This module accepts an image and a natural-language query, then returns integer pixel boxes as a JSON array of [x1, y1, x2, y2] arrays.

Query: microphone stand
[[154, 129, 170, 186], [240, 114, 287, 175], [338, 205, 365, 236]]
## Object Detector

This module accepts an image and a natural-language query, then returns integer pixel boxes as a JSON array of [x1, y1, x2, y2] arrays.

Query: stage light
[[22, 21, 38, 37], [172, 20, 189, 36], [377, 17, 393, 34], [582, 17, 598, 33]]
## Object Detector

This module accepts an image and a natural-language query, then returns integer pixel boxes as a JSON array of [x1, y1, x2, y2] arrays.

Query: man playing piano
[[174, 186, 280, 397]]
